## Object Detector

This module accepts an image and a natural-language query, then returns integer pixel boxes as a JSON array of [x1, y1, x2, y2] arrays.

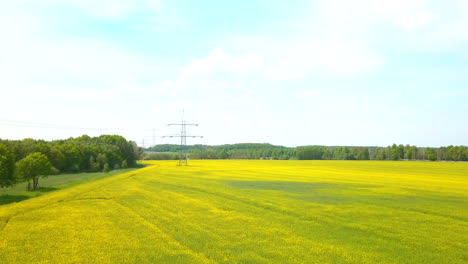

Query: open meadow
[[1, 160, 467, 263], [0, 168, 137, 205]]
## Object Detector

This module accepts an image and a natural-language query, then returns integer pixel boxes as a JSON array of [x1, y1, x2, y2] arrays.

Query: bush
[[121, 160, 128, 169], [102, 163, 110, 172]]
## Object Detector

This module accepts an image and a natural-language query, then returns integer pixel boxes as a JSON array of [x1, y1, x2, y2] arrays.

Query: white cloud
[[0, 7, 160, 90], [183, 38, 383, 83], [63, 0, 140, 19], [394, 9, 440, 30], [397, 106, 411, 112], [0, 2, 161, 89], [281, 0, 438, 77], [181, 48, 261, 76], [20, 0, 162, 19], [319, 0, 468, 47], [0, 38, 160, 90], [1, 0, 466, 147], [317, 0, 439, 31], [0, 2, 166, 143], [267, 37, 384, 81], [345, 0, 468, 50], [150, 47, 262, 101], [217, 0, 460, 81], [295, 90, 321, 99], [413, 1, 468, 50]]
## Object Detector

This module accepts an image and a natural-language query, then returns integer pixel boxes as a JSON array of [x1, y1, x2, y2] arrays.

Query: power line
[[0, 118, 161, 147], [0, 119, 115, 131], [163, 111, 202, 166], [0, 118, 158, 132]]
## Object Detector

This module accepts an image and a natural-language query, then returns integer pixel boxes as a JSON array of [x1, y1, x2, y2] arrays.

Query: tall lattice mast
[[164, 111, 202, 166]]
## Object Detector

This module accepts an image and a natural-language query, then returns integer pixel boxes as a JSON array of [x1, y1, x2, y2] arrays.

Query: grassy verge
[[0, 168, 138, 205]]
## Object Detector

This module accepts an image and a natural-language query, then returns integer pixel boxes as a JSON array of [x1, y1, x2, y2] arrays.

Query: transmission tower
[[163, 112, 202, 166]]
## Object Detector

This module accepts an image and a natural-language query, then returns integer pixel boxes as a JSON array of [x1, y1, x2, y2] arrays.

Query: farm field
[[0, 160, 467, 263]]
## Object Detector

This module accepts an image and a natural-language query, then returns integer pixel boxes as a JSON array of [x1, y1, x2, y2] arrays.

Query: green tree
[[334, 147, 350, 160], [321, 148, 333, 160], [356, 147, 370, 160], [390, 144, 400, 160], [15, 152, 56, 191], [59, 143, 82, 172], [96, 153, 108, 170], [48, 146, 66, 172], [89, 156, 101, 172], [374, 148, 384, 160], [426, 148, 437, 161], [404, 145, 417, 160], [397, 144, 405, 160], [0, 144, 16, 188], [272, 149, 281, 160]]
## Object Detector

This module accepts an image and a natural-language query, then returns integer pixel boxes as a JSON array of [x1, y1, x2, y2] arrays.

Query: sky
[[0, 0, 467, 147]]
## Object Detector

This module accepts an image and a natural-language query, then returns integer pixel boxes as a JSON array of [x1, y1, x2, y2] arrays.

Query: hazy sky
[[1, 0, 467, 147]]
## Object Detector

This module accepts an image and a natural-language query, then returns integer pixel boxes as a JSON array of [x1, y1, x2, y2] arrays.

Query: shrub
[[102, 163, 110, 172]]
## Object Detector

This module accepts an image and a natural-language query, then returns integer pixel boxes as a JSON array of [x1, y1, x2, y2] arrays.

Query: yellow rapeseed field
[[0, 160, 467, 263]]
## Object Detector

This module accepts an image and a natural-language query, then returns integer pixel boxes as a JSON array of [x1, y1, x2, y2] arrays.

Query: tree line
[[0, 135, 140, 190], [144, 143, 468, 161], [144, 143, 294, 160]]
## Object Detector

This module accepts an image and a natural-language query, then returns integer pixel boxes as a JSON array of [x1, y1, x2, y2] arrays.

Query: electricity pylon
[[163, 112, 202, 166]]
